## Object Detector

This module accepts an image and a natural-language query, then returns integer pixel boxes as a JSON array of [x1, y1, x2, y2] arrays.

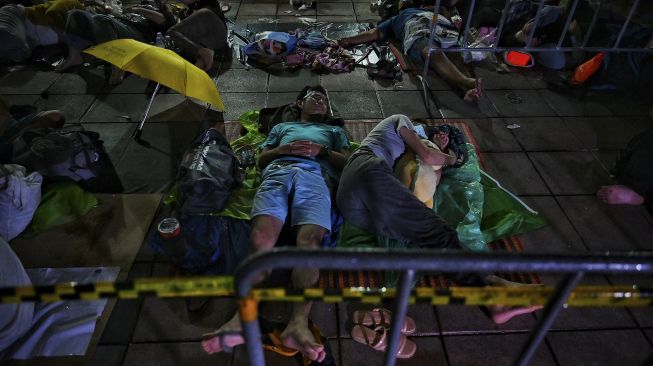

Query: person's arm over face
[[399, 126, 457, 167], [126, 6, 167, 25]]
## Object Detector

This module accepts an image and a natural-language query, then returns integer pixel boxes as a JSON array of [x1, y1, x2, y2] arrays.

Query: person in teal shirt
[[202, 85, 350, 363]]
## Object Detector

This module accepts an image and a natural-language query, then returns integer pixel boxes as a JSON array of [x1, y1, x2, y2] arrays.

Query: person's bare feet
[[597, 185, 645, 205], [489, 305, 543, 325], [54, 51, 83, 72], [108, 65, 124, 85], [201, 314, 244, 354], [195, 47, 215, 71], [463, 78, 482, 103], [280, 319, 326, 362], [484, 274, 543, 324]]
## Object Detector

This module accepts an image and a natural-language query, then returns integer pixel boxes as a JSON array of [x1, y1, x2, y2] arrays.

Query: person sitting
[[201, 85, 351, 362], [337, 0, 482, 102], [55, 1, 178, 84], [336, 114, 541, 325]]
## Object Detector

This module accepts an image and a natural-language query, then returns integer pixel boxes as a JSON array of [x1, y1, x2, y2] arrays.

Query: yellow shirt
[[23, 0, 83, 29]]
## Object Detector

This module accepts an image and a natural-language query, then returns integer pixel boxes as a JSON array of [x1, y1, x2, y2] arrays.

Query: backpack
[[177, 128, 241, 214], [14, 126, 123, 193]]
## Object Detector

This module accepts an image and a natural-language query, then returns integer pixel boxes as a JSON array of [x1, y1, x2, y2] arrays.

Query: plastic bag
[[0, 164, 42, 241]]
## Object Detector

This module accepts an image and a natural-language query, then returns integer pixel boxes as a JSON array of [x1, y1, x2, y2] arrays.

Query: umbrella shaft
[[139, 83, 161, 130]]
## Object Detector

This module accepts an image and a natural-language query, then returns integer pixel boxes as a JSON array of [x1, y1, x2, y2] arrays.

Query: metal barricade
[[420, 0, 653, 107], [234, 248, 653, 366]]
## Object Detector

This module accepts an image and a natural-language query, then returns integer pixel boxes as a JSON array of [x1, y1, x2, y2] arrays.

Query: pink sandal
[[352, 308, 416, 334], [351, 325, 417, 359]]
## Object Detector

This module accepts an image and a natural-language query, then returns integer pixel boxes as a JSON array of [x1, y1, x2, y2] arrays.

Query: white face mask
[[414, 124, 427, 139]]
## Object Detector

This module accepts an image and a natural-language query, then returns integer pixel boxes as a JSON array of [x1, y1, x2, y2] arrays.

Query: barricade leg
[[239, 296, 265, 366], [384, 269, 415, 366]]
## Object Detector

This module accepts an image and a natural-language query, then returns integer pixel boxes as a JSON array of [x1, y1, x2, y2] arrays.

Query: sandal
[[352, 308, 416, 334], [351, 325, 417, 359]]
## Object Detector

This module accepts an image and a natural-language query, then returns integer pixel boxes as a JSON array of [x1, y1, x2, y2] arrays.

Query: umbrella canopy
[[84, 39, 225, 111]]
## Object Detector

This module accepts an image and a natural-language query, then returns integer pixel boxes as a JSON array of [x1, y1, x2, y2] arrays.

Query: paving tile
[[353, 2, 376, 18], [625, 116, 653, 134], [528, 152, 610, 195], [81, 122, 133, 165], [378, 90, 440, 119], [486, 89, 556, 117], [132, 297, 238, 342], [310, 302, 339, 338], [522, 70, 549, 89], [33, 94, 95, 124], [90, 345, 127, 366], [317, 2, 354, 15], [340, 336, 447, 366], [212, 92, 267, 121], [238, 3, 278, 16], [46, 68, 107, 94], [82, 94, 201, 123], [269, 69, 320, 92], [0, 94, 39, 106], [434, 90, 499, 119], [594, 93, 651, 117], [116, 121, 202, 188], [231, 340, 340, 365], [321, 68, 376, 92], [267, 92, 300, 108], [339, 303, 439, 337], [275, 16, 315, 25], [122, 342, 232, 366], [464, 118, 522, 152], [216, 68, 268, 93], [590, 150, 619, 175], [374, 73, 423, 91], [437, 304, 537, 333], [278, 3, 314, 16], [444, 333, 556, 365], [224, 1, 240, 17], [518, 196, 586, 255], [0, 70, 59, 95], [328, 91, 382, 119], [556, 196, 653, 252], [474, 67, 533, 90], [538, 89, 613, 117], [541, 276, 638, 331], [318, 15, 357, 22], [504, 116, 584, 151], [563, 116, 641, 150], [480, 152, 550, 195], [547, 330, 653, 366]]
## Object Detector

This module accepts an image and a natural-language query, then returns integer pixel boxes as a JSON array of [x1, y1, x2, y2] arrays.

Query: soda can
[[158, 217, 181, 239]]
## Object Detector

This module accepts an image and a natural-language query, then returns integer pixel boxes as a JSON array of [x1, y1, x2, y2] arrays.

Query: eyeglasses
[[304, 91, 327, 102]]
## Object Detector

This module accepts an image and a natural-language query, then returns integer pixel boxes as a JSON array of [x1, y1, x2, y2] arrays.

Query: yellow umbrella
[[84, 38, 225, 110]]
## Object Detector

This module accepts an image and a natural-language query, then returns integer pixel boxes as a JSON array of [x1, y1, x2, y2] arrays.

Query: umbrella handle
[[132, 83, 160, 143]]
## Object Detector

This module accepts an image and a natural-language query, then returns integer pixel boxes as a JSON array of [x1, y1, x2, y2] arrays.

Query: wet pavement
[[1, 1, 653, 365]]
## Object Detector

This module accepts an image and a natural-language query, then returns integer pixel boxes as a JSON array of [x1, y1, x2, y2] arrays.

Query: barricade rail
[[233, 248, 653, 366], [420, 0, 653, 107]]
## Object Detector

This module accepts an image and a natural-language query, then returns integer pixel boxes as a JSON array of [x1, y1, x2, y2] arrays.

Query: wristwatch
[[318, 145, 330, 159]]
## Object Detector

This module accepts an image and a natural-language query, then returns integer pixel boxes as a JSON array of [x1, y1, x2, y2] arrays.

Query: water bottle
[[155, 32, 166, 48]]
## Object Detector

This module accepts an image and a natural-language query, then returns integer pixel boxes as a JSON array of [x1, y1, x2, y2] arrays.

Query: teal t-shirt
[[261, 121, 350, 178]]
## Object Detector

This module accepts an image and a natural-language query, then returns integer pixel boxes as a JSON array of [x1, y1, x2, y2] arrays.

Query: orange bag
[[570, 52, 604, 85]]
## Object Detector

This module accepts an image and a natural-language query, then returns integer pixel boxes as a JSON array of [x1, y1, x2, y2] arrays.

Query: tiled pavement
[[2, 2, 653, 365]]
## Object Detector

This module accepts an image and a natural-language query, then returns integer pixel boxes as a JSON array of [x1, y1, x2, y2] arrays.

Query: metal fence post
[[384, 269, 416, 366]]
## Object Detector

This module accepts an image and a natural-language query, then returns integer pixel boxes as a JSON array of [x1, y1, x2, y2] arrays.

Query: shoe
[[219, 2, 231, 12], [351, 325, 416, 359], [352, 308, 416, 334]]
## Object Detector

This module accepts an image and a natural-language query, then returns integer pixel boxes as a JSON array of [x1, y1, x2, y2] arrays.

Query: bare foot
[[280, 320, 325, 362], [463, 78, 482, 103], [108, 66, 124, 85], [195, 47, 215, 71], [597, 185, 645, 205], [201, 314, 243, 354], [484, 274, 543, 324], [54, 52, 83, 73], [489, 305, 543, 325]]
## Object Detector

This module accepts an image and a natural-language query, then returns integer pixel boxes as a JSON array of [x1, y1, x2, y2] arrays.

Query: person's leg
[[167, 9, 227, 70], [91, 14, 144, 84], [201, 215, 284, 354], [56, 10, 96, 72], [0, 5, 31, 62], [421, 47, 480, 102], [280, 224, 327, 362]]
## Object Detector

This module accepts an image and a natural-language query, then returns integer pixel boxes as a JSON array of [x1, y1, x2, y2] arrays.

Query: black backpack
[[177, 128, 241, 214], [14, 126, 123, 193]]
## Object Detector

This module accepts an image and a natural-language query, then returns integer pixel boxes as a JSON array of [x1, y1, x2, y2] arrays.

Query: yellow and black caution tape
[[1, 276, 652, 307]]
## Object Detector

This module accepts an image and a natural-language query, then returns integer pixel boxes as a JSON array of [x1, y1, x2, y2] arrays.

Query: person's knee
[[43, 110, 65, 127], [249, 224, 277, 252], [296, 226, 325, 248]]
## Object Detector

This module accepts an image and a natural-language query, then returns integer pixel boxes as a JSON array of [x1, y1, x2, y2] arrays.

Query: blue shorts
[[251, 159, 331, 231]]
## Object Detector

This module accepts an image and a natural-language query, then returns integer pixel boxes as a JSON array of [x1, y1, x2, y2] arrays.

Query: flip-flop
[[351, 325, 416, 359], [352, 308, 416, 334]]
